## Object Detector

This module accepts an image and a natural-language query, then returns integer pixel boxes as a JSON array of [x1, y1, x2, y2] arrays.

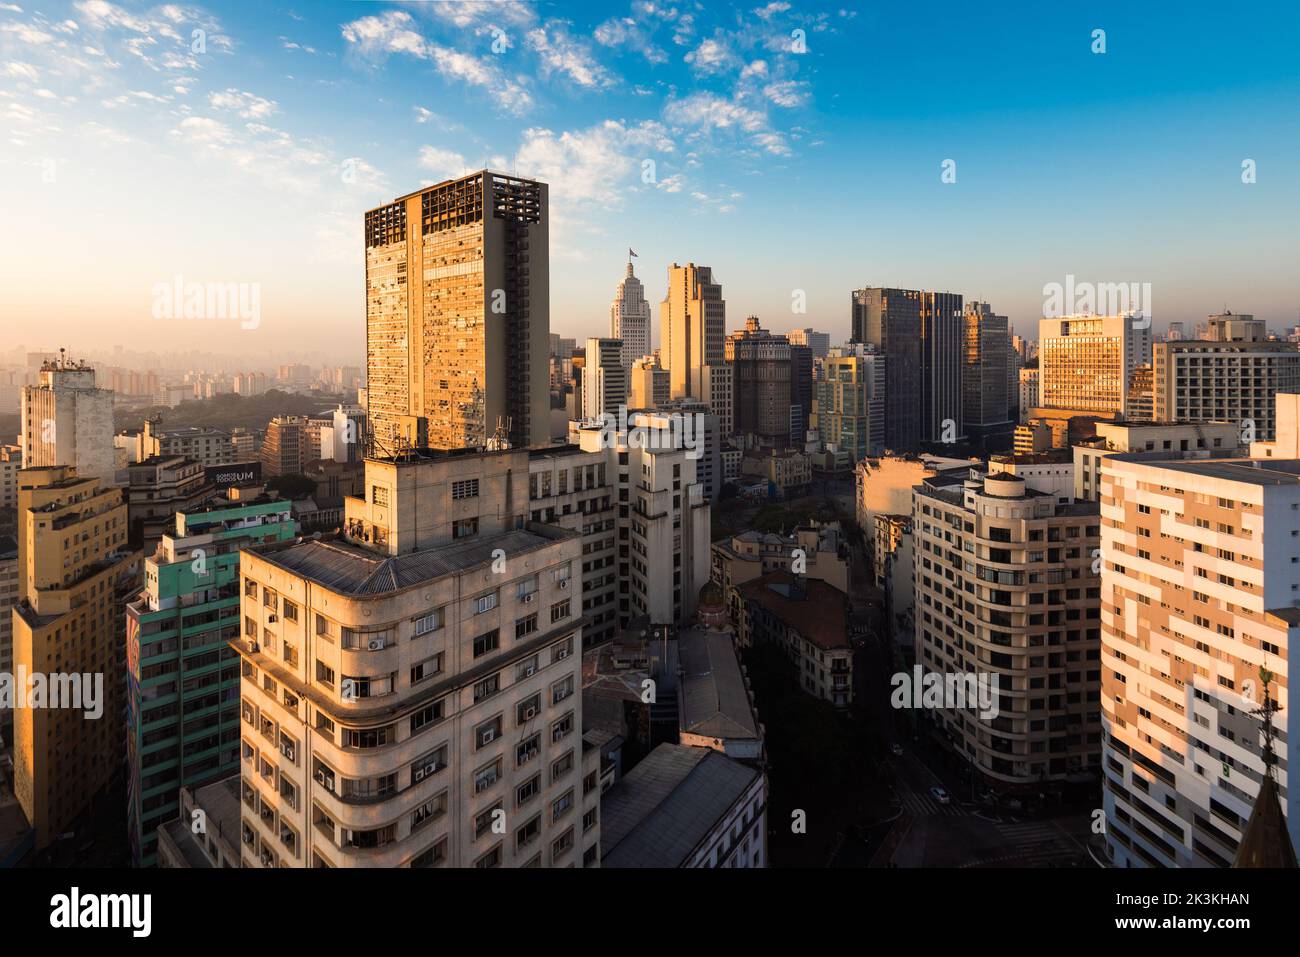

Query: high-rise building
[[661, 263, 725, 403], [814, 349, 885, 461], [1099, 449, 1299, 867], [1018, 368, 1040, 424], [12, 466, 140, 850], [1072, 419, 1241, 502], [319, 405, 368, 464], [702, 364, 733, 438], [1038, 316, 1152, 417], [126, 492, 296, 865], [0, 443, 19, 511], [364, 171, 549, 452], [123, 455, 214, 555], [851, 287, 923, 450], [726, 316, 793, 448], [1153, 317, 1300, 442], [580, 338, 627, 422], [20, 355, 116, 485], [0, 535, 17, 734], [235, 448, 597, 867], [961, 302, 1011, 439], [261, 415, 308, 477], [788, 328, 830, 359], [609, 259, 651, 370], [912, 466, 1102, 787], [920, 291, 964, 443], [789, 344, 813, 444]]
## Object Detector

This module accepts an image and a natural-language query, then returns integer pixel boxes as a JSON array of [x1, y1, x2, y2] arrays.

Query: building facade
[[726, 316, 793, 448], [661, 263, 725, 404], [364, 171, 550, 452], [20, 358, 116, 485], [852, 287, 923, 450], [609, 260, 651, 370]]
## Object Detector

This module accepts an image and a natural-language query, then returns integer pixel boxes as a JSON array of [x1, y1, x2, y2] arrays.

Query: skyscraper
[[12, 466, 140, 850], [364, 171, 549, 452], [609, 259, 651, 370], [725, 316, 793, 448], [788, 328, 830, 359], [920, 291, 963, 443], [961, 301, 1012, 439], [20, 354, 116, 485], [1038, 315, 1151, 417], [661, 263, 726, 403], [851, 287, 922, 450]]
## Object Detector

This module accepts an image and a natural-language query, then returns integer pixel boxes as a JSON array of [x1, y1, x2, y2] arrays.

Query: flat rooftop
[[253, 527, 574, 596], [1116, 456, 1300, 487]]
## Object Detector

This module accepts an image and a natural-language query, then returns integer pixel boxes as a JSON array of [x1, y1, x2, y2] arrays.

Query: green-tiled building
[[126, 494, 296, 865]]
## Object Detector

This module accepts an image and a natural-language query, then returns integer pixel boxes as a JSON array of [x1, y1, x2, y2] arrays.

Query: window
[[475, 844, 502, 868], [413, 609, 443, 636], [516, 774, 541, 807], [410, 699, 446, 733], [473, 630, 501, 659], [475, 716, 503, 749], [551, 675, 574, 705], [583, 807, 598, 832], [410, 835, 448, 866], [453, 517, 479, 540], [551, 749, 574, 781], [372, 485, 389, 507], [516, 693, 542, 725], [315, 661, 335, 688], [451, 479, 479, 500], [516, 614, 538, 640], [517, 576, 539, 600], [474, 674, 501, 702], [411, 746, 448, 782], [412, 793, 448, 831], [551, 600, 571, 624], [283, 600, 298, 622], [552, 789, 574, 822], [341, 725, 394, 749], [516, 815, 541, 849], [475, 592, 498, 615], [474, 758, 502, 794], [475, 805, 502, 839], [552, 827, 575, 860], [411, 654, 443, 684], [550, 636, 573, 662], [516, 733, 541, 767], [551, 712, 574, 743]]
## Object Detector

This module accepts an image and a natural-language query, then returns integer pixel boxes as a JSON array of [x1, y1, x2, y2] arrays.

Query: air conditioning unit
[[558, 579, 569, 589], [523, 706, 538, 721], [522, 593, 535, 604], [281, 744, 295, 762], [367, 637, 385, 651], [556, 648, 570, 660], [481, 729, 497, 744], [314, 768, 334, 792], [523, 665, 536, 677], [415, 760, 438, 782]]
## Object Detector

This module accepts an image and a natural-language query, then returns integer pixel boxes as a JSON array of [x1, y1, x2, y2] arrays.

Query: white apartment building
[[1153, 319, 1300, 443], [913, 468, 1103, 786], [1018, 368, 1039, 425], [1100, 452, 1299, 867], [581, 338, 628, 423], [235, 447, 599, 868], [20, 358, 116, 484]]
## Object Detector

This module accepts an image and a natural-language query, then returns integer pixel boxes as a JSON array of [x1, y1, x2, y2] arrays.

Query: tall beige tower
[[660, 263, 725, 403], [364, 171, 549, 453], [12, 466, 140, 849], [20, 355, 116, 485]]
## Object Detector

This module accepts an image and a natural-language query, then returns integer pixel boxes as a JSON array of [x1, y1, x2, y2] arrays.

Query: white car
[[930, 786, 951, 805]]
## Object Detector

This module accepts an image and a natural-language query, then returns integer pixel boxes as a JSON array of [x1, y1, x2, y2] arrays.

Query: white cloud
[[0, 21, 54, 44], [4, 61, 38, 80], [526, 24, 610, 88], [754, 2, 791, 21], [514, 118, 674, 210], [664, 92, 791, 156], [341, 10, 533, 114], [684, 36, 736, 74], [418, 145, 468, 182], [762, 79, 808, 108], [209, 88, 277, 119]]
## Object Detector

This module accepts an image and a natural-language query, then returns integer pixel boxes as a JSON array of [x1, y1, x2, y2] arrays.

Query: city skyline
[[3, 0, 1299, 359]]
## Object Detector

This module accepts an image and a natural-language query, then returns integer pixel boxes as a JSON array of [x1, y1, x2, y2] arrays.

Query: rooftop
[[252, 526, 574, 597], [735, 570, 850, 650], [1114, 456, 1300, 487], [677, 628, 760, 743], [601, 744, 760, 868]]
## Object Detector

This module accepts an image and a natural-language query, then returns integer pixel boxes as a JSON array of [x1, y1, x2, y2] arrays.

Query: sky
[[2, 0, 1299, 364]]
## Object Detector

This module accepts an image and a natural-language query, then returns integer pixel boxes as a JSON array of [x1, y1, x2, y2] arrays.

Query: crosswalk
[[895, 787, 968, 818], [959, 821, 1081, 868]]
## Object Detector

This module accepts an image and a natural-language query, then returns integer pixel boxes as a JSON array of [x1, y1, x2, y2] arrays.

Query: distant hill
[[114, 389, 351, 433]]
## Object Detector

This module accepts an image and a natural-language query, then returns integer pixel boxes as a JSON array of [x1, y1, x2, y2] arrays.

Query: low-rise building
[[711, 522, 850, 596], [156, 776, 242, 868], [600, 743, 766, 868], [733, 571, 854, 709]]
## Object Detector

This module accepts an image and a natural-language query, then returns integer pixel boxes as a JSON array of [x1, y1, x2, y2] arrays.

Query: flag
[[629, 248, 638, 258]]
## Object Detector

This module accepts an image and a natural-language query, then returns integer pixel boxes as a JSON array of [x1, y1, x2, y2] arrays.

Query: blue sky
[[2, 0, 1298, 362]]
